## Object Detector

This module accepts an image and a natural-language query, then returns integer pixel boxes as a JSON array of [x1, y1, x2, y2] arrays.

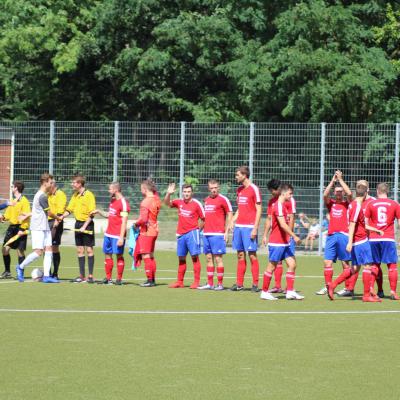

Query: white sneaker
[[336, 288, 354, 297], [315, 287, 327, 295], [260, 290, 278, 301], [214, 284, 224, 291], [197, 284, 214, 290], [286, 290, 304, 300]]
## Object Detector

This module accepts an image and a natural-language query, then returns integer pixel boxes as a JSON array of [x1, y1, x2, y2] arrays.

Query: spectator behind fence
[[305, 218, 320, 251], [295, 213, 310, 244], [321, 213, 330, 249]]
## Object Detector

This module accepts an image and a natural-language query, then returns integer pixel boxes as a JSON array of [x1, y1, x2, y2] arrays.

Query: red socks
[[251, 258, 259, 286], [324, 265, 334, 285], [117, 257, 125, 280], [105, 258, 114, 280], [286, 271, 295, 291], [362, 269, 372, 297], [274, 263, 283, 288], [143, 258, 156, 281], [177, 260, 187, 282], [237, 259, 247, 286], [332, 268, 352, 290], [207, 266, 215, 286], [346, 270, 359, 290], [144, 258, 153, 281], [388, 263, 398, 293], [216, 266, 224, 285], [262, 271, 273, 292], [192, 257, 201, 283], [370, 264, 379, 291]]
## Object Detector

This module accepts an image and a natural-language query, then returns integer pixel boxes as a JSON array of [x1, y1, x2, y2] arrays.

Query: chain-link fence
[[0, 121, 399, 252]]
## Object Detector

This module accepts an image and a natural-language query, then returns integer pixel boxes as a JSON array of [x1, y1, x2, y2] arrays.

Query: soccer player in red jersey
[[316, 170, 353, 296], [230, 166, 262, 292], [260, 184, 303, 300], [198, 179, 233, 290], [164, 183, 205, 289], [343, 179, 375, 294], [365, 183, 400, 300], [262, 179, 296, 293], [131, 179, 162, 287], [327, 182, 381, 302], [92, 182, 130, 285]]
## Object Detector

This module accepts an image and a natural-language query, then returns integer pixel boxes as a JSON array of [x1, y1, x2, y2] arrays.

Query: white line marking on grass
[[0, 309, 399, 315]]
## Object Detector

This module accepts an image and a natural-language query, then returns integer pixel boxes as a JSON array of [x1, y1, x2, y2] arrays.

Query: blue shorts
[[289, 237, 296, 254], [351, 241, 373, 266], [324, 233, 351, 262], [203, 235, 226, 255], [232, 227, 258, 252], [103, 236, 125, 255], [370, 241, 398, 264], [177, 229, 201, 257], [268, 245, 294, 262]]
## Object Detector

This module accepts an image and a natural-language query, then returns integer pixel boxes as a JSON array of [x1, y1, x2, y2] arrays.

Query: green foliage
[[0, 0, 400, 122]]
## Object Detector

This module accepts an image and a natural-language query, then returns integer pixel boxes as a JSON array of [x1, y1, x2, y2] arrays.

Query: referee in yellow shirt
[[48, 179, 67, 279], [61, 174, 96, 283], [0, 181, 31, 279]]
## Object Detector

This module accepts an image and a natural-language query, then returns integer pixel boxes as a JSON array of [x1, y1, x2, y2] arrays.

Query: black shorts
[[74, 220, 95, 247], [48, 219, 64, 246], [3, 225, 27, 251]]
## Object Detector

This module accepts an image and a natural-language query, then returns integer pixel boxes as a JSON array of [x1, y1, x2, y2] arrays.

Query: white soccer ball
[[31, 268, 44, 281]]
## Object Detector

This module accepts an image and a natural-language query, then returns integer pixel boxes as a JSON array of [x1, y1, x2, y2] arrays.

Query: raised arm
[[324, 174, 336, 205], [163, 183, 176, 207], [335, 170, 352, 202]]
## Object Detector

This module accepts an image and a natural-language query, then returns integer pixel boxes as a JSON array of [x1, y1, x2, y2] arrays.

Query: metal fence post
[[113, 121, 119, 181], [249, 122, 255, 180], [394, 123, 400, 203], [49, 120, 55, 174], [179, 121, 186, 198], [318, 123, 326, 256], [9, 131, 15, 199]]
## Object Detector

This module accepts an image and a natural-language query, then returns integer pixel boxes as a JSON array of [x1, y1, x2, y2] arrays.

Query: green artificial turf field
[[1, 247, 399, 400]]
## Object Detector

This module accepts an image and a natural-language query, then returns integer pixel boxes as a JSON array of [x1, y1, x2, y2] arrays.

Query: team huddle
[[0, 167, 399, 302]]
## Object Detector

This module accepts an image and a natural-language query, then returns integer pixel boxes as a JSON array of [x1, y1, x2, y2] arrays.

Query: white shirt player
[[30, 190, 51, 231]]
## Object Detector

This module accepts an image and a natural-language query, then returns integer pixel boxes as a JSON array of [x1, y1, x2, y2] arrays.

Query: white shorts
[[31, 230, 52, 250]]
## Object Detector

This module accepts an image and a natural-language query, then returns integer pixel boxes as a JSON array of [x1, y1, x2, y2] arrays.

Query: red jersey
[[364, 198, 400, 241], [348, 199, 368, 244], [235, 183, 261, 227], [172, 198, 205, 235], [267, 196, 295, 216], [269, 200, 290, 245], [286, 197, 296, 215], [136, 195, 161, 237], [105, 196, 130, 238], [203, 194, 233, 235], [326, 199, 349, 235]]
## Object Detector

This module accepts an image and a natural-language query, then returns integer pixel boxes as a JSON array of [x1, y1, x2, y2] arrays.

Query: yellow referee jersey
[[48, 189, 67, 220], [3, 195, 30, 229], [66, 190, 96, 222]]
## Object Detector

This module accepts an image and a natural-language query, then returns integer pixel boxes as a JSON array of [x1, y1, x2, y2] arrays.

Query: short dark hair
[[235, 166, 250, 178], [72, 174, 85, 186], [182, 184, 193, 191], [267, 179, 281, 191], [142, 178, 157, 193], [280, 183, 292, 193], [13, 180, 24, 193], [40, 173, 53, 185]]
